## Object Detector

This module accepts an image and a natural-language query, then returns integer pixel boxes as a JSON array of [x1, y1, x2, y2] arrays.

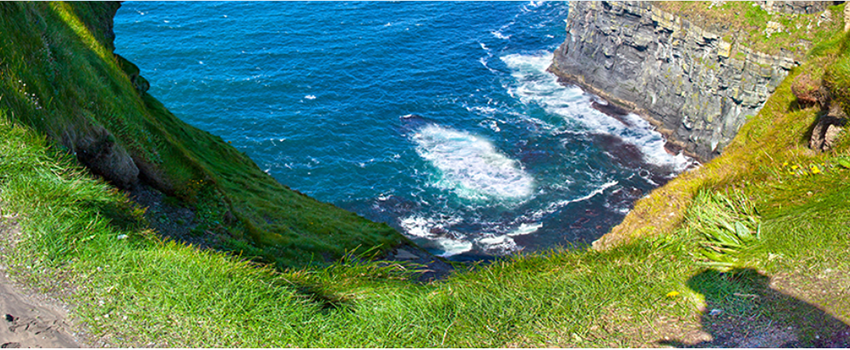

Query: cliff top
[[656, 1, 843, 60]]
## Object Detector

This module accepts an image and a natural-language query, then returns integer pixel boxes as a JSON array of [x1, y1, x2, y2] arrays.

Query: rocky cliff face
[[549, 1, 797, 161]]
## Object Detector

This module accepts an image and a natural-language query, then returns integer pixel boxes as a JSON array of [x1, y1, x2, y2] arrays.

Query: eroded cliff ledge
[[549, 1, 814, 161]]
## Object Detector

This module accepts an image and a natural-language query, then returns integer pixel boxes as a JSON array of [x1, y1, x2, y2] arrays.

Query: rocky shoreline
[[549, 1, 801, 162]]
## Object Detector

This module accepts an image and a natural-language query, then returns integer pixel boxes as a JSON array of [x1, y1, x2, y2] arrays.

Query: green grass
[[0, 2, 404, 267], [656, 1, 844, 59], [0, 1, 848, 347], [4, 110, 847, 346]]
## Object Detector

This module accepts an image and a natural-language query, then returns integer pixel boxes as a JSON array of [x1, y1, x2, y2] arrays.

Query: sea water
[[114, 2, 694, 261]]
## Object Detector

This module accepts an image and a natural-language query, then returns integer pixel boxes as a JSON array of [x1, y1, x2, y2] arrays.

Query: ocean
[[113, 1, 694, 261]]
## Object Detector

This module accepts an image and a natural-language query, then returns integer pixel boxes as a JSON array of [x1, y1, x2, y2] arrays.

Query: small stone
[[4, 314, 13, 322], [394, 249, 418, 261], [709, 309, 723, 316]]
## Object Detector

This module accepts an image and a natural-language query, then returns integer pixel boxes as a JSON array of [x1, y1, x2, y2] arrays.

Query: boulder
[[74, 128, 139, 189], [810, 104, 847, 152]]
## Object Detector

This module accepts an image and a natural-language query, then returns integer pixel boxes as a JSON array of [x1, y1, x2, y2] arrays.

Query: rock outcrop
[[756, 1, 834, 15], [549, 1, 798, 161]]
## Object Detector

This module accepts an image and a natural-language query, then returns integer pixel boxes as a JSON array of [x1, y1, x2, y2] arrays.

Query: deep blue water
[[114, 2, 694, 260]]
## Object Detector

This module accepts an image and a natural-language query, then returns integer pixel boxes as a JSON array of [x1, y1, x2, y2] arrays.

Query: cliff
[[0, 2, 405, 267], [549, 1, 841, 161]]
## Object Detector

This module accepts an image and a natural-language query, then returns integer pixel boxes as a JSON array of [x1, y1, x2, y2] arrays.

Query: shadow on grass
[[660, 268, 850, 348]]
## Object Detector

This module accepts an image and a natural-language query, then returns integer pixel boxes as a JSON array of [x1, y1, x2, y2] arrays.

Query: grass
[[0, 1, 848, 347], [3, 110, 847, 346], [0, 2, 404, 267], [655, 1, 844, 60], [0, 119, 702, 346]]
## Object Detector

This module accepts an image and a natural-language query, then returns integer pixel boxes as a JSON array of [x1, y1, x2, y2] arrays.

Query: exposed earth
[[0, 210, 81, 348]]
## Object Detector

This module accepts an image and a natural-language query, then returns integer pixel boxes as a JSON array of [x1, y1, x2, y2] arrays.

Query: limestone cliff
[[549, 1, 800, 161]]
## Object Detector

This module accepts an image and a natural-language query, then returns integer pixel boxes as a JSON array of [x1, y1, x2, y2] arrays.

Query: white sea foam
[[412, 124, 534, 200], [477, 234, 521, 255], [304, 94, 316, 100], [500, 52, 695, 172], [529, 180, 619, 221], [485, 120, 500, 132], [508, 222, 542, 236], [490, 30, 511, 40], [399, 215, 472, 257]]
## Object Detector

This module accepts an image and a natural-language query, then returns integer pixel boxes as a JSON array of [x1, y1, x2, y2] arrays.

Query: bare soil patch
[[0, 211, 81, 348]]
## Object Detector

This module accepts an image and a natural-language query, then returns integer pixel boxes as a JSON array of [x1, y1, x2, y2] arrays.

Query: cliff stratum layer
[[0, 2, 404, 267], [550, 1, 840, 161]]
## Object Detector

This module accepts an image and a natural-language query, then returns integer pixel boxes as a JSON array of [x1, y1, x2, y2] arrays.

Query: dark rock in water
[[570, 216, 591, 229], [591, 100, 632, 127], [398, 114, 431, 134], [595, 133, 644, 168], [663, 141, 684, 156], [429, 227, 447, 236], [520, 149, 553, 165]]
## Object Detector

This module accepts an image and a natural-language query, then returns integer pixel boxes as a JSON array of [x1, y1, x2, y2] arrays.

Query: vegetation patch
[[0, 2, 404, 268], [656, 1, 844, 60]]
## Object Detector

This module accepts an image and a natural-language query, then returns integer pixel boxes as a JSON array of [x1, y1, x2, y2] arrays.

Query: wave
[[522, 180, 619, 222], [399, 215, 472, 257], [412, 124, 534, 201], [500, 52, 695, 173]]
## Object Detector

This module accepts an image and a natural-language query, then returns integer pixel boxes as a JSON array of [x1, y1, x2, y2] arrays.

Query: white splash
[[399, 215, 472, 257], [508, 222, 543, 236], [530, 180, 619, 221], [412, 124, 534, 200], [490, 30, 511, 40], [500, 52, 694, 172]]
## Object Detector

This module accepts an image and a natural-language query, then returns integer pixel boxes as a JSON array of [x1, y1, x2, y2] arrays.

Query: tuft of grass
[[682, 191, 761, 271]]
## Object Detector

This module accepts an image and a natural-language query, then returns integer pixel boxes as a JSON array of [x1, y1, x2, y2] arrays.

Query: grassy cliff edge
[[0, 2, 406, 268]]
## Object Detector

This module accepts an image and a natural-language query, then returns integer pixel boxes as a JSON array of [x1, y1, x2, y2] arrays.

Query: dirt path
[[0, 211, 80, 348], [0, 274, 80, 348]]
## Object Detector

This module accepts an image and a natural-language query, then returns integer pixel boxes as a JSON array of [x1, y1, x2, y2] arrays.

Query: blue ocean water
[[113, 2, 694, 260]]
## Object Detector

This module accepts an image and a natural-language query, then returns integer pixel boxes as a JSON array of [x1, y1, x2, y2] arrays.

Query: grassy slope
[[0, 1, 848, 347], [0, 2, 404, 267]]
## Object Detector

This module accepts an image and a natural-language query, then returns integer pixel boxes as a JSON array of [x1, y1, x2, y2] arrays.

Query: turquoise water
[[114, 2, 693, 260]]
